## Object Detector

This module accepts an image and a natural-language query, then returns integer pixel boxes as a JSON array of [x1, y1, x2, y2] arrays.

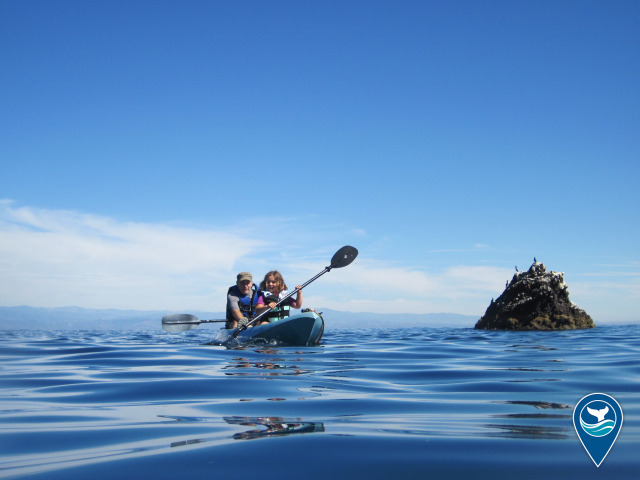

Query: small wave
[[580, 418, 615, 436]]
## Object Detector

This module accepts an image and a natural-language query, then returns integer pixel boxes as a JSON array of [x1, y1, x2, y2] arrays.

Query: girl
[[256, 271, 303, 324]]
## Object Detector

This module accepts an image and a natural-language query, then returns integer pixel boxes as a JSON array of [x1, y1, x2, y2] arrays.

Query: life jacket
[[262, 291, 291, 321], [226, 284, 260, 322]]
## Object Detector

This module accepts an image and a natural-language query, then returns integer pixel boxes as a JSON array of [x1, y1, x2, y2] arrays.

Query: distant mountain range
[[0, 306, 479, 331]]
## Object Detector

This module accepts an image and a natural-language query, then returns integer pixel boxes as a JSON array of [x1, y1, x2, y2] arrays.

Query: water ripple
[[1, 325, 638, 479]]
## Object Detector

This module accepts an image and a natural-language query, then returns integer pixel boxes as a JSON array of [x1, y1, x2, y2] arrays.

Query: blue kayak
[[214, 310, 325, 346]]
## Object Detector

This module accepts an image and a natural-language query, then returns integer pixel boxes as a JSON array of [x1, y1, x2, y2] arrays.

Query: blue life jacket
[[226, 284, 260, 322]]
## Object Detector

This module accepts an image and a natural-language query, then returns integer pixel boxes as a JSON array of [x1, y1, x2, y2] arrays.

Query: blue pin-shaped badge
[[573, 393, 623, 467]]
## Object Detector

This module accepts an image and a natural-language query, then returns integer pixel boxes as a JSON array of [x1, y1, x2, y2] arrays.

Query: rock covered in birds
[[474, 261, 595, 330]]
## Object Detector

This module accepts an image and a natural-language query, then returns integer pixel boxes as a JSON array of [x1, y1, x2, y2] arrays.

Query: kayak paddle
[[161, 314, 226, 333]]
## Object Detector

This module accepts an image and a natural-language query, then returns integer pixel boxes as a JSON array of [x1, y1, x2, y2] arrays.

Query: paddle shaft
[[163, 319, 226, 325]]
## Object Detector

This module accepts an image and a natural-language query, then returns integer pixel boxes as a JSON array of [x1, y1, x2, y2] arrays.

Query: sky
[[1, 0, 639, 323]]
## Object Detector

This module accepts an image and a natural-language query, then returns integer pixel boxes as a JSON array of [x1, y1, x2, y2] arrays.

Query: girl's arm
[[290, 285, 303, 309]]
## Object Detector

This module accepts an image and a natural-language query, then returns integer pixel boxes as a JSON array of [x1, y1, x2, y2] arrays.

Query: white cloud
[[0, 201, 263, 310], [313, 260, 513, 315], [0, 203, 512, 315], [567, 276, 640, 324], [2, 201, 637, 323]]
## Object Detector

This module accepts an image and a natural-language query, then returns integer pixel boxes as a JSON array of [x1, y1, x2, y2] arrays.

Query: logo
[[573, 393, 623, 467]]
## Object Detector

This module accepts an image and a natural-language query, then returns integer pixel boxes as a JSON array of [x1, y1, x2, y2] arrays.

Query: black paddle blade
[[330, 245, 358, 269]]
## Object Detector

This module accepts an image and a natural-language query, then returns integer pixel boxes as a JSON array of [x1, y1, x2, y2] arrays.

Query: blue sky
[[1, 0, 638, 323]]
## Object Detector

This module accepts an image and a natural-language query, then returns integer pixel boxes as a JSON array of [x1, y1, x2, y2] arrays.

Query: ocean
[[1, 323, 638, 479]]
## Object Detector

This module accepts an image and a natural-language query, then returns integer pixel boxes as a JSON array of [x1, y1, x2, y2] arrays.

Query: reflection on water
[[485, 401, 572, 439], [165, 415, 324, 448], [224, 416, 325, 440], [483, 422, 570, 439], [499, 400, 572, 410], [222, 353, 308, 376]]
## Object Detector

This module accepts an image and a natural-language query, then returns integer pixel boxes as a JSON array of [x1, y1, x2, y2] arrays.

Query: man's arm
[[226, 293, 242, 329]]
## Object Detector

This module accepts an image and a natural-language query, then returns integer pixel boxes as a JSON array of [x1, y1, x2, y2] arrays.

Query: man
[[226, 272, 263, 329]]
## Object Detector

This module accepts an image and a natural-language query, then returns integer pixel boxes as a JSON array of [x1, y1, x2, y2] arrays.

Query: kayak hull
[[214, 311, 324, 346]]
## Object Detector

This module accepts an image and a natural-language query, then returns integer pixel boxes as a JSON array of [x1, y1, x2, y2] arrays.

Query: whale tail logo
[[587, 406, 609, 423], [573, 393, 623, 467]]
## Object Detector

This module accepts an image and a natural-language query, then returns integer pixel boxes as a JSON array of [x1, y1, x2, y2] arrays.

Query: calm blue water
[[1, 324, 638, 479]]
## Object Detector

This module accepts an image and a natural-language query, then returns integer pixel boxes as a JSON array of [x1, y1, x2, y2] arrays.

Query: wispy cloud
[[1, 201, 637, 322], [0, 201, 512, 314], [309, 260, 513, 315], [0, 202, 376, 312], [0, 200, 262, 309]]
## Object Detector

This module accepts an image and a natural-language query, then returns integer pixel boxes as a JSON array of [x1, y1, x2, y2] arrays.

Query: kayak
[[162, 247, 356, 345], [214, 310, 325, 346]]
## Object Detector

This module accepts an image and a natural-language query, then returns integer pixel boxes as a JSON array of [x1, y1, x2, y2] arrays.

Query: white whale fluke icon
[[587, 406, 609, 422]]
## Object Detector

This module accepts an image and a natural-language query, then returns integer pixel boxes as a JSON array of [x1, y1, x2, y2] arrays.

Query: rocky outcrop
[[475, 261, 595, 330]]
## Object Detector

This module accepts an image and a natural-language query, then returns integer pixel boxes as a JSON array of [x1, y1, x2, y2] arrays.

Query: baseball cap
[[237, 272, 252, 282]]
